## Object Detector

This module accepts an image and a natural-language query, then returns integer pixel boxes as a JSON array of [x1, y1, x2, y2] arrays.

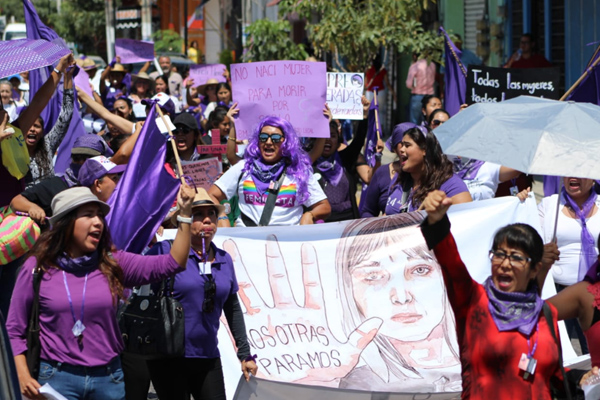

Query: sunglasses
[[258, 133, 284, 143], [203, 277, 216, 313], [431, 119, 446, 127], [174, 126, 192, 135]]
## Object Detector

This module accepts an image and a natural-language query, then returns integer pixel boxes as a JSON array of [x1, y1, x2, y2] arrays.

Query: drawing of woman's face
[[349, 236, 446, 342]]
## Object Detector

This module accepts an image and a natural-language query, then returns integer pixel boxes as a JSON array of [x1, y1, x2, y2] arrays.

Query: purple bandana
[[250, 159, 285, 196], [562, 186, 598, 281], [316, 153, 344, 186], [484, 277, 543, 336], [454, 158, 485, 180]]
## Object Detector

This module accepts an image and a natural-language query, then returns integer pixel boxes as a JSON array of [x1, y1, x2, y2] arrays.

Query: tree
[[49, 0, 106, 55], [152, 29, 183, 53], [277, 0, 443, 71], [242, 19, 308, 62]]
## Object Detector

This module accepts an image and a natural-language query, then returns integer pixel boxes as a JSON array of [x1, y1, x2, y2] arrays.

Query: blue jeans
[[409, 94, 425, 124], [38, 357, 125, 400]]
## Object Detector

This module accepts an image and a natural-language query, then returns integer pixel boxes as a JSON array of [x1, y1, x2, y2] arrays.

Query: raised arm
[[44, 69, 75, 155], [225, 103, 242, 166], [111, 122, 143, 165], [76, 86, 134, 135]]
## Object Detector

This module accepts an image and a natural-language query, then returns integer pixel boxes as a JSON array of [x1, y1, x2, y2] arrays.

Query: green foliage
[[152, 29, 183, 53], [219, 49, 235, 70], [277, 0, 443, 70], [242, 19, 308, 62]]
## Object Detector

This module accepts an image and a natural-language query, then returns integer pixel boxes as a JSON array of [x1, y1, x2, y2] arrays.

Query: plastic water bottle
[[582, 372, 600, 400], [515, 49, 522, 61]]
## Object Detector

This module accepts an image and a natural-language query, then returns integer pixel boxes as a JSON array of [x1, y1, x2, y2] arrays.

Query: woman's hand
[[361, 95, 370, 119], [375, 138, 384, 153], [241, 359, 258, 382], [177, 183, 196, 217], [459, 104, 469, 112], [56, 53, 75, 74], [0, 112, 12, 141], [323, 103, 332, 122], [185, 78, 195, 89], [541, 242, 560, 272], [423, 190, 452, 225], [226, 102, 239, 121], [223, 68, 230, 81], [516, 187, 531, 202], [580, 366, 599, 386], [15, 355, 44, 399], [28, 204, 47, 226]]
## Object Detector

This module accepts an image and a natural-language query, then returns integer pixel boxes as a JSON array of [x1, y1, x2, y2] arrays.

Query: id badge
[[518, 353, 529, 371], [510, 186, 519, 196], [198, 262, 211, 275], [518, 353, 537, 379]]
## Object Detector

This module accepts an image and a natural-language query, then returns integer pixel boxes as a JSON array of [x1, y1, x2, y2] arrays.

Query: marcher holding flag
[[440, 27, 467, 117]]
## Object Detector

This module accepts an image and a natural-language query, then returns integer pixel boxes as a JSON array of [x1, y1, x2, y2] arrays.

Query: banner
[[230, 61, 329, 139], [181, 157, 222, 190], [326, 72, 364, 120], [188, 63, 227, 86], [162, 195, 580, 398], [115, 38, 155, 64], [466, 66, 560, 104]]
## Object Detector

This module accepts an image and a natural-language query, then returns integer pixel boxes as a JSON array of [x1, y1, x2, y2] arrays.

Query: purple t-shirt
[[385, 174, 468, 215], [360, 164, 393, 218], [7, 251, 183, 367], [146, 241, 238, 358]]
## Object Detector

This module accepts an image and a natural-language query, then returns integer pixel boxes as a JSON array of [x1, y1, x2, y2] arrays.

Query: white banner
[[163, 195, 582, 398], [326, 72, 365, 120]]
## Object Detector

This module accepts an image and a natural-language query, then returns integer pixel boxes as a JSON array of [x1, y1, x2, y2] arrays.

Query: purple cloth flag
[[115, 39, 155, 64], [566, 45, 600, 105], [54, 90, 87, 175], [0, 39, 70, 79], [24, 0, 68, 133], [106, 105, 180, 254], [440, 27, 467, 116], [365, 98, 381, 168]]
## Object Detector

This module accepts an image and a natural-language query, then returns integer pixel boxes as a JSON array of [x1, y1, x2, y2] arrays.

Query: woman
[[215, 82, 232, 108], [361, 125, 471, 217], [538, 177, 600, 353], [155, 75, 182, 114], [169, 112, 206, 165], [420, 95, 442, 126], [100, 62, 128, 110], [420, 190, 566, 398], [24, 66, 76, 188], [1, 80, 19, 122], [129, 72, 154, 119], [428, 108, 449, 129], [145, 189, 258, 399], [206, 105, 231, 144], [7, 183, 195, 400], [112, 97, 136, 123], [209, 116, 331, 227], [336, 214, 461, 392]]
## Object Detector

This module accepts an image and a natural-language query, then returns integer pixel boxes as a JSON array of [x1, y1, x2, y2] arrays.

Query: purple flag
[[566, 45, 600, 105], [365, 99, 381, 168], [115, 38, 155, 64], [440, 27, 467, 116], [106, 105, 180, 253], [0, 39, 70, 79], [24, 0, 68, 133], [54, 90, 87, 175]]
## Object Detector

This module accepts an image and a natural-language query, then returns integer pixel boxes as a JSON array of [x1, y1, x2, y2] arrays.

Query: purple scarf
[[56, 251, 99, 273], [453, 157, 485, 180], [484, 277, 543, 336], [250, 159, 285, 196], [562, 186, 598, 281], [316, 153, 344, 186]]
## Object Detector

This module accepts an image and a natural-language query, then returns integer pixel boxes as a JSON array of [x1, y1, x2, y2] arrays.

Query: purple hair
[[243, 116, 313, 204]]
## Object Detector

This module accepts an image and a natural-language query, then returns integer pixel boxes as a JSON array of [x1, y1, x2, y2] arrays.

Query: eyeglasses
[[431, 119, 445, 127], [489, 250, 531, 267], [174, 126, 192, 135], [202, 277, 216, 313], [258, 133, 284, 143]]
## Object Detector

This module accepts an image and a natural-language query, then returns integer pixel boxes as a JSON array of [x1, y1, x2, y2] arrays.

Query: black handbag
[[25, 267, 43, 379], [118, 277, 185, 358]]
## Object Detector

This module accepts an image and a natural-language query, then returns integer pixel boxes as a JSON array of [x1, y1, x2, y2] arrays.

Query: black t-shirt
[[21, 176, 70, 217]]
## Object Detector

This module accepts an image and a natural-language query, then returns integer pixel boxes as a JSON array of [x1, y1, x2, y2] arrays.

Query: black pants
[[121, 352, 151, 400], [147, 357, 226, 400]]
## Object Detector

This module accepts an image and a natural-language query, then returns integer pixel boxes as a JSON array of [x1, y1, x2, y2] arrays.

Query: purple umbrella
[[0, 38, 70, 80]]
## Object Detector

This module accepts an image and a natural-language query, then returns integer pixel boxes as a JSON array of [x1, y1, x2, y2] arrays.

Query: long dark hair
[[30, 116, 53, 180], [26, 207, 125, 303], [395, 128, 454, 208]]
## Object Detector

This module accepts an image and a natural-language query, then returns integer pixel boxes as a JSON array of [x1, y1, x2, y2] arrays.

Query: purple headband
[[386, 123, 427, 151]]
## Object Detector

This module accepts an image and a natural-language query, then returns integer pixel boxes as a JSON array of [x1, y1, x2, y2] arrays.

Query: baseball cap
[[71, 135, 114, 157], [78, 156, 127, 187]]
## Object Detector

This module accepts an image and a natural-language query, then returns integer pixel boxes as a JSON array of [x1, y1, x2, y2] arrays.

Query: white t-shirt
[[215, 160, 327, 227], [538, 194, 600, 285], [463, 162, 501, 201]]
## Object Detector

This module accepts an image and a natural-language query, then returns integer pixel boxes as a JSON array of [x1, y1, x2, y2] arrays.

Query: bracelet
[[227, 137, 237, 142], [53, 68, 62, 75], [217, 216, 229, 221], [176, 215, 192, 224], [374, 152, 383, 160], [244, 354, 257, 363]]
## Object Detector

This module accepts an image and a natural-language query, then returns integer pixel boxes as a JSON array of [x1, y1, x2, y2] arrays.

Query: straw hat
[[196, 78, 220, 96], [132, 71, 151, 81], [50, 187, 110, 225], [111, 63, 126, 73], [170, 188, 225, 225]]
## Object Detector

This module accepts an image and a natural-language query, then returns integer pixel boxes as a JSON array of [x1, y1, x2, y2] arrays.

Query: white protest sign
[[231, 60, 329, 139], [326, 72, 364, 120]]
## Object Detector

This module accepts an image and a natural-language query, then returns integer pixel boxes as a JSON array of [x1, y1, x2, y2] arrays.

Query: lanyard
[[527, 322, 539, 358], [62, 271, 88, 338]]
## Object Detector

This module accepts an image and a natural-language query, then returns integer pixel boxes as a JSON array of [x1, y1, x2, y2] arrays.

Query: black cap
[[173, 112, 199, 131]]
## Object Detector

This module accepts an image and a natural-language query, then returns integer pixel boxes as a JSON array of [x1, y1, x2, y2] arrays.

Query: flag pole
[[373, 87, 381, 141], [155, 104, 186, 184], [560, 53, 600, 101]]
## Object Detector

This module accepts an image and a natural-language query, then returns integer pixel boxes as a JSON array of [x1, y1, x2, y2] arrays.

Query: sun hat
[[71, 134, 114, 157], [132, 71, 151, 81], [141, 92, 176, 116], [196, 78, 220, 97], [50, 187, 111, 225], [78, 156, 127, 187], [111, 63, 126, 73], [170, 188, 225, 226]]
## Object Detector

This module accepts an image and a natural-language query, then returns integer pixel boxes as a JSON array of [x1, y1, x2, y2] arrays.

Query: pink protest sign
[[74, 68, 94, 98], [188, 64, 227, 86], [181, 157, 222, 190], [115, 39, 154, 64], [230, 61, 329, 139], [197, 129, 227, 159]]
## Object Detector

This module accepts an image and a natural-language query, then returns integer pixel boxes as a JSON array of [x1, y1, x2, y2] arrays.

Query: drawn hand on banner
[[223, 235, 383, 387]]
